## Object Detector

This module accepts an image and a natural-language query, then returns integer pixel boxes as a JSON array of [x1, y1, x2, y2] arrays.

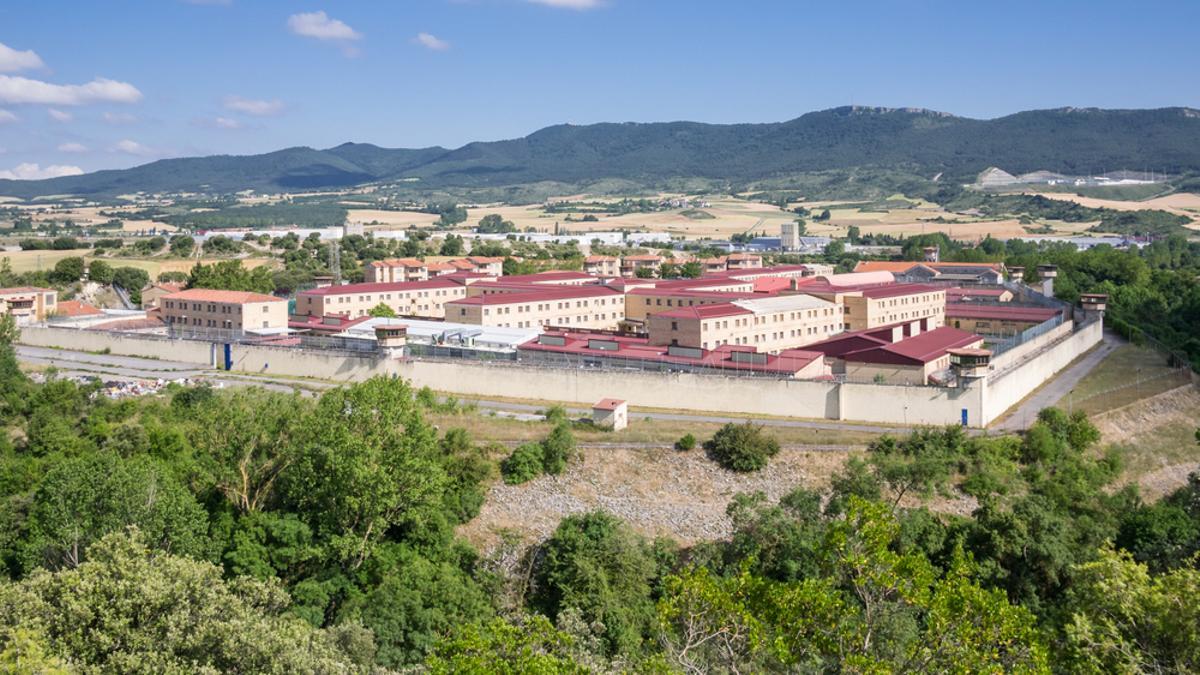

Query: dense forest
[[1, 315, 1198, 672], [3, 107, 1200, 198]]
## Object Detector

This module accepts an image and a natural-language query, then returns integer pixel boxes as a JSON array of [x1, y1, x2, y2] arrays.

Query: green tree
[[440, 235, 465, 256], [187, 260, 274, 294], [169, 234, 196, 257], [49, 256, 84, 284], [112, 266, 150, 302], [477, 214, 516, 234], [533, 511, 659, 657], [283, 377, 444, 570], [704, 422, 780, 472], [368, 302, 397, 318], [541, 423, 576, 476], [679, 261, 703, 278], [500, 442, 543, 485], [427, 615, 589, 674], [19, 453, 208, 573], [0, 530, 366, 673], [201, 234, 241, 255], [87, 259, 114, 284]]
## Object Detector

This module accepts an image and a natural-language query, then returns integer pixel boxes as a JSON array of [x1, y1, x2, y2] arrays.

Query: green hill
[[3, 106, 1199, 198]]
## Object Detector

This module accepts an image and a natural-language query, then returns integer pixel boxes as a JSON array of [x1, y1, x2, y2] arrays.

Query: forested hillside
[[3, 106, 1199, 198], [1, 316, 1199, 673]]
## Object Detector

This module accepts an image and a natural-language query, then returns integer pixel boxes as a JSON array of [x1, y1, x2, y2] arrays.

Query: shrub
[[542, 405, 569, 425], [500, 443, 544, 485], [704, 422, 780, 472], [541, 424, 576, 476], [674, 434, 697, 451]]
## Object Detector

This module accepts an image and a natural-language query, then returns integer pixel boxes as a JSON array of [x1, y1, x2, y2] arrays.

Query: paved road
[[991, 331, 1121, 432]]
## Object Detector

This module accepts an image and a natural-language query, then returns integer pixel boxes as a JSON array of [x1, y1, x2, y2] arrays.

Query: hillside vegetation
[[3, 106, 1200, 198]]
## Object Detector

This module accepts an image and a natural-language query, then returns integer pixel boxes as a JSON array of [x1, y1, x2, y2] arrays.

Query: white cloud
[[414, 32, 451, 51], [103, 111, 138, 125], [0, 109, 17, 124], [0, 42, 44, 73], [0, 75, 142, 106], [48, 108, 72, 122], [214, 116, 242, 129], [58, 142, 88, 153], [223, 95, 284, 116], [0, 163, 84, 180], [112, 139, 154, 156], [527, 0, 604, 8], [287, 11, 362, 41]]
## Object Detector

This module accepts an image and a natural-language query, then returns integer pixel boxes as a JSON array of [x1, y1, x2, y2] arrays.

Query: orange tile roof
[[55, 300, 103, 317], [164, 288, 283, 304], [585, 255, 617, 263], [425, 262, 455, 271], [371, 258, 426, 268]]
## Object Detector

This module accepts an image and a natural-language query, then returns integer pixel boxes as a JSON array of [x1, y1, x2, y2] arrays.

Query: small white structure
[[592, 398, 628, 431]]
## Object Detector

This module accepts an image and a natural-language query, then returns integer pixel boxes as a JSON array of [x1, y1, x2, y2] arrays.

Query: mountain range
[[3, 106, 1199, 199]]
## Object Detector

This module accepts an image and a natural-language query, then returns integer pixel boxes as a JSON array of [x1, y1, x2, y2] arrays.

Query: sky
[[1, 0, 1197, 179]]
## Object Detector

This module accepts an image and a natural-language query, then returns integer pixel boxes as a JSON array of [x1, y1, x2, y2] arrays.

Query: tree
[[427, 615, 589, 674], [679, 261, 703, 278], [824, 240, 846, 258], [440, 235, 465, 256], [634, 267, 656, 279], [500, 442, 543, 485], [0, 529, 367, 673], [187, 260, 274, 294], [282, 377, 444, 570], [169, 234, 195, 257], [112, 266, 150, 300], [18, 453, 208, 573], [704, 422, 780, 472], [847, 225, 861, 243], [815, 209, 832, 221], [368, 302, 397, 318], [477, 214, 517, 234], [533, 511, 659, 657], [49, 256, 84, 284], [541, 423, 576, 475], [1061, 547, 1200, 673], [87, 259, 114, 284], [202, 234, 241, 255]]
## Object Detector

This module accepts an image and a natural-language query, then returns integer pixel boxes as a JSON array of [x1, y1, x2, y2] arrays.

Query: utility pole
[[329, 240, 342, 285]]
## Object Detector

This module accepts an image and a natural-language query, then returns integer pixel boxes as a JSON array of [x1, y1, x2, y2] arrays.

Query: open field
[[14, 205, 178, 233], [1095, 386, 1200, 500], [1070, 343, 1195, 415], [1, 249, 276, 277], [349, 209, 440, 228], [1027, 191, 1200, 218]]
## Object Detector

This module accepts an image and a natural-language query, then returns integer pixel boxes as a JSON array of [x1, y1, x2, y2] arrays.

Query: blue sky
[[1, 0, 1197, 179]]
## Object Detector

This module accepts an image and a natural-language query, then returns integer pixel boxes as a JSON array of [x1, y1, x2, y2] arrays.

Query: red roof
[[498, 271, 597, 284], [858, 327, 982, 364], [288, 314, 372, 333], [946, 288, 1010, 299], [299, 278, 465, 297], [466, 256, 504, 264], [0, 286, 53, 295], [448, 285, 619, 306], [593, 398, 626, 410], [623, 255, 663, 262], [165, 288, 282, 304], [520, 330, 823, 375], [854, 261, 1004, 274], [370, 257, 425, 268], [91, 315, 166, 331], [859, 283, 943, 300], [585, 255, 617, 263], [55, 300, 103, 317], [946, 303, 1062, 322]]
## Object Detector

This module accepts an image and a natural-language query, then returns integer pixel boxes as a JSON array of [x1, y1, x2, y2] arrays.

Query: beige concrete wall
[[982, 319, 1103, 424], [228, 343, 394, 381], [986, 319, 1073, 374], [18, 326, 217, 364], [298, 284, 468, 319]]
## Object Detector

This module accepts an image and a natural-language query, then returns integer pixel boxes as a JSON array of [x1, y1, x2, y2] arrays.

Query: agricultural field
[[0, 249, 276, 277]]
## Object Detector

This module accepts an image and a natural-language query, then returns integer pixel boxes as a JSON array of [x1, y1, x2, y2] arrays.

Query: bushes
[[674, 434, 696, 451], [500, 423, 578, 484], [501, 443, 544, 485], [705, 423, 780, 472]]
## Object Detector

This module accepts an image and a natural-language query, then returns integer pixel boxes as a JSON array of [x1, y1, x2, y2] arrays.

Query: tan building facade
[[583, 256, 620, 277], [447, 286, 625, 330], [161, 289, 287, 332], [0, 286, 57, 324], [366, 258, 429, 284], [840, 285, 945, 331], [648, 294, 842, 353], [296, 279, 472, 319]]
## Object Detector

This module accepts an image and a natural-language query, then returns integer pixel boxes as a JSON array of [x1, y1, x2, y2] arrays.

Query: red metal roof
[[298, 278, 465, 297], [448, 285, 620, 306], [858, 283, 943, 299], [519, 330, 823, 375], [946, 303, 1062, 322], [497, 271, 597, 284], [55, 300, 103, 317], [842, 327, 983, 366], [593, 398, 626, 410]]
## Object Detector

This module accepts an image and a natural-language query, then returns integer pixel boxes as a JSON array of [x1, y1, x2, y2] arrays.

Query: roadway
[[990, 331, 1121, 432]]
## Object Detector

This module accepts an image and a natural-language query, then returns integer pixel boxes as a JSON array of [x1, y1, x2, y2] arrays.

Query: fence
[[985, 314, 1067, 356]]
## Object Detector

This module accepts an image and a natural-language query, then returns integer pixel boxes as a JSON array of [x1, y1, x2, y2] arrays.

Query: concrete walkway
[[991, 331, 1121, 432]]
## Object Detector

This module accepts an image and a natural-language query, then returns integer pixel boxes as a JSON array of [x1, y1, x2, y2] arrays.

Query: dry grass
[[457, 444, 856, 549], [1094, 386, 1200, 500], [1070, 344, 1195, 415], [1, 250, 277, 277]]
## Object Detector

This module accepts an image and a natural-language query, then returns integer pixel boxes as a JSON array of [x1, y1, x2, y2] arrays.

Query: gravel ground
[[458, 445, 855, 551]]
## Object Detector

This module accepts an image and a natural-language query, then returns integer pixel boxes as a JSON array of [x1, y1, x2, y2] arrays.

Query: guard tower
[[949, 347, 991, 387], [923, 245, 940, 263], [1079, 293, 1108, 320], [1036, 264, 1058, 298], [374, 324, 408, 358], [1008, 265, 1025, 282]]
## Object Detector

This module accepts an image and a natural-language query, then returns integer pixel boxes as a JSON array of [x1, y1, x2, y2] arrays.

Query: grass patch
[[1071, 344, 1194, 415]]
